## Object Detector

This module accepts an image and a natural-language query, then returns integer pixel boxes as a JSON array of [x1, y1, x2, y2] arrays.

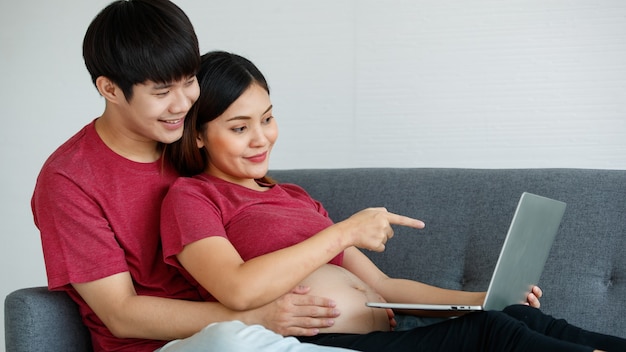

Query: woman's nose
[[250, 126, 269, 146]]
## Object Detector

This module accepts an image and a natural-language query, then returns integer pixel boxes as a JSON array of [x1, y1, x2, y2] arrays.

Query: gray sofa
[[5, 168, 626, 351]]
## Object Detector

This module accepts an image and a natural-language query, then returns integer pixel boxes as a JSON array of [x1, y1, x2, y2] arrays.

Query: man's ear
[[95, 76, 126, 104]]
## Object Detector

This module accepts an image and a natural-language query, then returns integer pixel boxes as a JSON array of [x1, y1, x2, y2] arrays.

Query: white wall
[[1, 0, 625, 348]]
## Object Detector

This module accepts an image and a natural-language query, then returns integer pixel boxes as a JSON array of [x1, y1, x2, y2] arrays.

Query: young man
[[31, 1, 348, 351]]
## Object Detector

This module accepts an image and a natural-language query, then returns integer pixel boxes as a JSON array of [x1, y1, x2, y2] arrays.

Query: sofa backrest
[[270, 168, 626, 339], [6, 168, 624, 351]]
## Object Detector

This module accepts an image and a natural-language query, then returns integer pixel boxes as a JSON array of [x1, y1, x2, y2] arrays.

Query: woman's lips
[[246, 152, 267, 163]]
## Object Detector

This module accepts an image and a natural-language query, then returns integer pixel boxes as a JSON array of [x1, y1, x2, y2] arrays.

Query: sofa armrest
[[5, 286, 91, 352]]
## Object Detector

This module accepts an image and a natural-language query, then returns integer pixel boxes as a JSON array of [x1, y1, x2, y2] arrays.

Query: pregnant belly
[[299, 264, 390, 334]]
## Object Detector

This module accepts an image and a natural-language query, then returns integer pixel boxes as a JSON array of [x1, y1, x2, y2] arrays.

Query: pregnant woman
[[160, 50, 625, 351]]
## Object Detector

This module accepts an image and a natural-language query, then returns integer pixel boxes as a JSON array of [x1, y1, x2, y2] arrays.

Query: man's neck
[[94, 114, 161, 163]]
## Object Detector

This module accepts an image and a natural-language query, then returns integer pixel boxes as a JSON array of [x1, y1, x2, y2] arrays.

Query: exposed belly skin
[[299, 264, 390, 333]]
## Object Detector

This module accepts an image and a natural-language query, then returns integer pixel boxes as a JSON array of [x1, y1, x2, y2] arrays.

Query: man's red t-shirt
[[31, 120, 202, 352]]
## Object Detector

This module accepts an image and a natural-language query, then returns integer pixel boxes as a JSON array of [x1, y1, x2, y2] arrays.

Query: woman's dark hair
[[83, 0, 200, 100], [166, 51, 271, 180]]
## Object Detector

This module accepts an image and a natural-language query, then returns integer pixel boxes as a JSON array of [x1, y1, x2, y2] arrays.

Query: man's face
[[119, 76, 200, 145]]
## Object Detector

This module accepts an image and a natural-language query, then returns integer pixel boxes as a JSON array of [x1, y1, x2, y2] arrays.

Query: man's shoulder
[[40, 121, 100, 173]]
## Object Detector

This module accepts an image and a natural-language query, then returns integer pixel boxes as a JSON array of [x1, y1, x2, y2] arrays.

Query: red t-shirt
[[31, 121, 202, 352], [160, 173, 344, 301]]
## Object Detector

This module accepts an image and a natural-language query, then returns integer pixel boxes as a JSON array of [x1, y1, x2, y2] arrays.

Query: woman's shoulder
[[169, 174, 264, 202], [277, 183, 324, 205], [276, 182, 328, 215], [166, 174, 221, 201], [170, 174, 210, 190]]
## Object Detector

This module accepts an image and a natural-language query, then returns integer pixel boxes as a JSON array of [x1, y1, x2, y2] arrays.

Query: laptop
[[366, 192, 566, 312]]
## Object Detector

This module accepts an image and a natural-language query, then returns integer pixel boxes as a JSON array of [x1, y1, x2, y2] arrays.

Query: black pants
[[297, 305, 626, 352]]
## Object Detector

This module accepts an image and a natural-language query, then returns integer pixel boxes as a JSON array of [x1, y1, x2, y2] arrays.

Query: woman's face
[[197, 83, 278, 188]]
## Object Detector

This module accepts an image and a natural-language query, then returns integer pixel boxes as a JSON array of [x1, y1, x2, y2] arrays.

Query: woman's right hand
[[337, 207, 425, 252]]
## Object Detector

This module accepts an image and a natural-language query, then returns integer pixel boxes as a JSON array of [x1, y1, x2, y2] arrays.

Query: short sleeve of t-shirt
[[161, 177, 228, 270], [32, 126, 128, 289]]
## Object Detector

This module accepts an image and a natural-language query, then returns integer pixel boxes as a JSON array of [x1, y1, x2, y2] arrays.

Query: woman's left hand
[[525, 286, 543, 308], [386, 308, 397, 331]]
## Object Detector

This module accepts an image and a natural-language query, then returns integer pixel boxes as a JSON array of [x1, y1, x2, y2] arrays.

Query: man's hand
[[256, 286, 340, 336]]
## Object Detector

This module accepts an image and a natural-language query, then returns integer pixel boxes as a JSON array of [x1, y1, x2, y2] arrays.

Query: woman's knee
[[473, 309, 534, 335], [503, 304, 538, 319], [503, 304, 568, 335]]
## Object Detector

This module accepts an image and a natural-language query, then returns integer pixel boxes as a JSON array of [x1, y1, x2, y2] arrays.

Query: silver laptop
[[366, 192, 566, 312]]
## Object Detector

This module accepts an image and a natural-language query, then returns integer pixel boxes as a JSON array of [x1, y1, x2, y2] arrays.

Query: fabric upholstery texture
[[5, 168, 625, 351], [5, 287, 91, 352], [270, 168, 626, 338]]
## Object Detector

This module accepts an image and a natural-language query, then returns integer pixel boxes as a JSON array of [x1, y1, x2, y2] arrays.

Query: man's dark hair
[[83, 0, 200, 100]]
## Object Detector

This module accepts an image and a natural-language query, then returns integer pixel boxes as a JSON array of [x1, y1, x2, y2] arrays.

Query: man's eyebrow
[[152, 76, 195, 90], [152, 82, 172, 90], [226, 105, 273, 122]]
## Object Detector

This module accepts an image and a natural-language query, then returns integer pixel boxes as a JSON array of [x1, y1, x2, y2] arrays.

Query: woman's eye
[[263, 116, 274, 124], [232, 126, 246, 133]]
